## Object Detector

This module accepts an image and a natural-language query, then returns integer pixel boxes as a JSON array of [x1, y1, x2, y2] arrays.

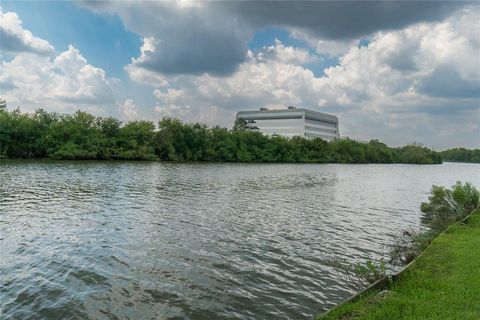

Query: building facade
[[236, 107, 340, 140]]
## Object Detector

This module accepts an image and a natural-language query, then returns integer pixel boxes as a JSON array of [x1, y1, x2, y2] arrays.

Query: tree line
[[0, 105, 445, 164], [439, 148, 480, 163]]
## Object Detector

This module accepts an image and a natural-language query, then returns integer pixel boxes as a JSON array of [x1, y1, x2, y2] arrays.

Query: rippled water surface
[[1, 161, 479, 319]]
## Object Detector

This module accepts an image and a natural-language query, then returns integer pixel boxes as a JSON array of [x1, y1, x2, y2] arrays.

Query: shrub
[[329, 258, 387, 288], [391, 181, 479, 265], [420, 181, 479, 226], [389, 228, 436, 265]]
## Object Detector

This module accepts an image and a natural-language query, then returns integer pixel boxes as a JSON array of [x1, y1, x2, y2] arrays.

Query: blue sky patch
[[2, 1, 141, 78]]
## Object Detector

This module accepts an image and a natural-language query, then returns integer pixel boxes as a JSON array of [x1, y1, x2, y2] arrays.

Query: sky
[[0, 1, 479, 149]]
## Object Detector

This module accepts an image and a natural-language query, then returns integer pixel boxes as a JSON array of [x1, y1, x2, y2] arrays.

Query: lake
[[1, 161, 479, 319]]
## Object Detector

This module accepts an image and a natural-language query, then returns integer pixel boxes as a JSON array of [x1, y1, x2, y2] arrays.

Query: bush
[[420, 181, 479, 225], [389, 228, 436, 265], [329, 258, 387, 288], [391, 181, 479, 265]]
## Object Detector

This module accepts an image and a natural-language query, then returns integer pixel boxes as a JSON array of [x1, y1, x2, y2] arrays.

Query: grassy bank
[[319, 210, 480, 320]]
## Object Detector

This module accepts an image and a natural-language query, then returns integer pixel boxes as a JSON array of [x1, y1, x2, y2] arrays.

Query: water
[[1, 161, 479, 319]]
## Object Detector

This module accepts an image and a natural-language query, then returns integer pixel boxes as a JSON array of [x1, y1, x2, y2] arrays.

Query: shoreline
[[317, 210, 480, 319], [0, 157, 451, 165]]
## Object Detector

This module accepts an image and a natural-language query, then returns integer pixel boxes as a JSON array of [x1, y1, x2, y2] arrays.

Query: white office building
[[236, 107, 340, 140]]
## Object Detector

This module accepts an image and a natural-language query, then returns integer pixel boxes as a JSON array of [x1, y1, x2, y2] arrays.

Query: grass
[[318, 210, 480, 320]]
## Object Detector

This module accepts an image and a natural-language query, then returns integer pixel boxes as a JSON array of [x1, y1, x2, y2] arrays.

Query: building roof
[[236, 108, 338, 124]]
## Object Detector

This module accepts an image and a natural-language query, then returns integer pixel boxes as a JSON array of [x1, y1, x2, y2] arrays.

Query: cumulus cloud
[[321, 6, 480, 107], [124, 37, 169, 86], [83, 0, 468, 77], [0, 8, 55, 56], [138, 41, 328, 128], [291, 31, 359, 56], [257, 39, 316, 65], [418, 65, 480, 98], [153, 87, 229, 124], [119, 99, 140, 121], [88, 1, 252, 76], [4, 3, 478, 148], [1, 45, 115, 113], [133, 7, 479, 148], [0, 8, 116, 114]]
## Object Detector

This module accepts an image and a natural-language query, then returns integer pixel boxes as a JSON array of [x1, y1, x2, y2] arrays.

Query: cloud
[[4, 4, 479, 148], [137, 7, 479, 148], [124, 37, 169, 86], [257, 39, 316, 65], [83, 0, 469, 77], [418, 65, 480, 98], [153, 88, 229, 124], [337, 104, 479, 149], [222, 1, 466, 40], [1, 45, 115, 113], [141, 41, 329, 128], [290, 31, 359, 56], [88, 1, 252, 76], [323, 7, 480, 104], [0, 8, 116, 114], [0, 8, 55, 56], [119, 99, 140, 121]]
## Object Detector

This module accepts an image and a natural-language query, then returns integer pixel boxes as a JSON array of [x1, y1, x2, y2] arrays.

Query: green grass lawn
[[319, 210, 480, 320]]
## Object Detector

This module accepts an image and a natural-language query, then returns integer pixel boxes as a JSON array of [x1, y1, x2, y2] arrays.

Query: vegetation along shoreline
[[2, 106, 477, 164], [318, 182, 480, 319]]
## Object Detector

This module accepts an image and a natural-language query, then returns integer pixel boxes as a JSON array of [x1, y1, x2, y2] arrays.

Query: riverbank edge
[[317, 209, 480, 319], [0, 157, 445, 165]]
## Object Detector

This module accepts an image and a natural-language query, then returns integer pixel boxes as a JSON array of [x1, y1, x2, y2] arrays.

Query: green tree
[[0, 106, 448, 164], [232, 118, 248, 131]]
